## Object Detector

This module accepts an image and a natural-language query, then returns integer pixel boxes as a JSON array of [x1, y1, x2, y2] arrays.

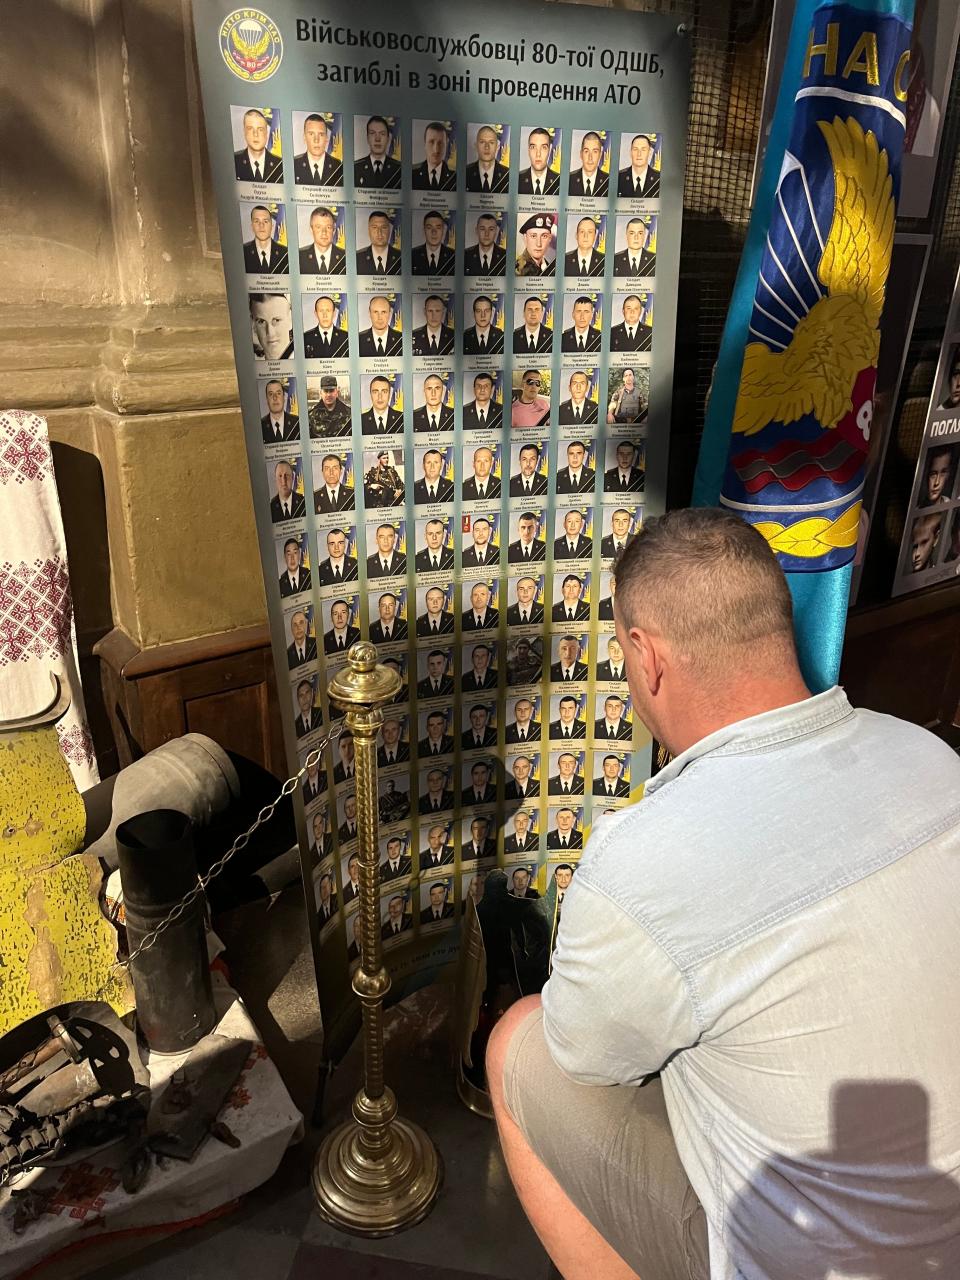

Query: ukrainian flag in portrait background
[[693, 0, 914, 691]]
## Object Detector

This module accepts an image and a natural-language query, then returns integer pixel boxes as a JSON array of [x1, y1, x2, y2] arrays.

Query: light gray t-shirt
[[542, 687, 960, 1279]]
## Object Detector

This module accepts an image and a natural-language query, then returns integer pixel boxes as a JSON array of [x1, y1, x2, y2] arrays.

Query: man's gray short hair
[[613, 508, 795, 668]]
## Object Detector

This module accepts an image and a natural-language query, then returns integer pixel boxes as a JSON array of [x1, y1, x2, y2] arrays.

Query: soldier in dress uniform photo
[[250, 293, 294, 361], [504, 810, 538, 855], [463, 295, 504, 355], [464, 213, 507, 276], [411, 210, 455, 276], [234, 108, 283, 182], [413, 448, 455, 504], [286, 609, 316, 667], [412, 121, 457, 191], [558, 371, 598, 426], [617, 132, 660, 198], [414, 518, 455, 573], [279, 539, 310, 597], [516, 213, 556, 277], [269, 459, 305, 522], [360, 376, 404, 435], [595, 692, 632, 741], [506, 578, 544, 627], [609, 294, 653, 352], [299, 206, 345, 275], [556, 440, 596, 495], [518, 126, 560, 195], [594, 753, 631, 799], [465, 125, 510, 193], [323, 598, 361, 655], [369, 591, 407, 644], [354, 115, 401, 189], [504, 754, 539, 801], [416, 586, 455, 636], [293, 678, 323, 738], [261, 378, 298, 442], [550, 634, 588, 682], [293, 113, 343, 186], [462, 372, 502, 430], [417, 650, 454, 699], [564, 216, 605, 277], [413, 374, 454, 432], [510, 442, 548, 497], [506, 696, 541, 742], [568, 130, 608, 197], [243, 204, 288, 274], [513, 296, 553, 355], [317, 527, 358, 585], [356, 210, 401, 276], [547, 807, 583, 851], [596, 635, 626, 682], [462, 582, 499, 632], [554, 509, 593, 560], [548, 752, 585, 797], [309, 374, 351, 438], [462, 703, 497, 751], [314, 452, 354, 513], [601, 508, 636, 559], [614, 216, 657, 277], [358, 296, 403, 358], [462, 446, 501, 502], [366, 523, 406, 578], [604, 440, 645, 492], [462, 516, 499, 568], [560, 296, 602, 353], [303, 295, 349, 359], [551, 574, 590, 622], [462, 643, 498, 692], [508, 511, 547, 562], [412, 295, 455, 356], [550, 693, 586, 740]]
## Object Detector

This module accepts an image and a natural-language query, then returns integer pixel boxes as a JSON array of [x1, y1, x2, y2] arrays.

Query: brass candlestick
[[312, 642, 442, 1235]]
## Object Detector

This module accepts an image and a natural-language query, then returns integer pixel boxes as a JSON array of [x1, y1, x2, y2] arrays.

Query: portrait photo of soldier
[[464, 211, 507, 276], [420, 880, 455, 925], [462, 445, 501, 502], [317, 526, 358, 586], [462, 702, 498, 751], [416, 585, 454, 637], [268, 458, 305, 523], [511, 370, 551, 428], [939, 345, 960, 409], [610, 293, 653, 352], [315, 870, 338, 928], [362, 448, 404, 509], [908, 511, 944, 572], [509, 865, 540, 900], [614, 214, 657, 277], [302, 293, 349, 359], [277, 537, 312, 601], [518, 125, 560, 195], [293, 676, 322, 739], [377, 716, 410, 768], [334, 730, 355, 785], [506, 695, 541, 743], [602, 506, 639, 560], [415, 516, 455, 573], [339, 794, 360, 847], [462, 372, 502, 431], [560, 295, 602, 354], [604, 439, 645, 492], [552, 572, 591, 623], [368, 591, 407, 645], [564, 214, 605, 278], [419, 710, 454, 760], [919, 443, 959, 506], [313, 452, 354, 513], [366, 521, 406, 578], [462, 643, 498, 692], [465, 123, 510, 193], [555, 440, 596, 496], [381, 890, 412, 941], [419, 826, 455, 872], [513, 295, 553, 355], [309, 806, 333, 862], [358, 295, 403, 358], [550, 634, 588, 683], [286, 606, 316, 667], [462, 758, 498, 806], [506, 636, 543, 687], [507, 510, 547, 563], [515, 212, 557, 277], [298, 204, 346, 275], [416, 647, 454, 699], [598, 571, 616, 620], [568, 129, 608, 197], [360, 375, 404, 436], [558, 370, 598, 427], [594, 753, 631, 799], [462, 870, 488, 914], [413, 373, 455, 433], [233, 106, 283, 183], [242, 203, 288, 274], [381, 656, 407, 705], [462, 515, 500, 568], [547, 806, 583, 851], [595, 692, 633, 742], [549, 692, 587, 741], [509, 442, 548, 498], [554, 508, 593, 561], [260, 376, 298, 442], [354, 114, 401, 189], [308, 373, 351, 438], [504, 810, 539, 856], [596, 634, 626, 683], [617, 131, 660, 198], [301, 754, 325, 807], [411, 119, 457, 191], [462, 294, 504, 356], [412, 294, 455, 356], [250, 292, 293, 361], [419, 766, 454, 817], [504, 752, 539, 802], [413, 447, 455, 504], [356, 208, 401, 276], [606, 366, 649, 425], [462, 581, 499, 632], [411, 209, 455, 276], [506, 576, 544, 627], [323, 597, 360, 656], [548, 750, 584, 797], [293, 111, 343, 187]]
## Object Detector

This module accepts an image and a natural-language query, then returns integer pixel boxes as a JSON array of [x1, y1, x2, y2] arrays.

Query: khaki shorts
[[502, 1007, 709, 1280]]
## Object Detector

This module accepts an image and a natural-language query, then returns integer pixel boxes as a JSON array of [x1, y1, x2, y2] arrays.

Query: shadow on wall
[[728, 1080, 960, 1278]]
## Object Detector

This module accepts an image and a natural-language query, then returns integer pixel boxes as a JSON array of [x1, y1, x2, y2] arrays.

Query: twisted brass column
[[312, 642, 442, 1234]]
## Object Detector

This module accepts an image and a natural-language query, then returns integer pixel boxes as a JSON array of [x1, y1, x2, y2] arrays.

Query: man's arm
[[540, 878, 700, 1086]]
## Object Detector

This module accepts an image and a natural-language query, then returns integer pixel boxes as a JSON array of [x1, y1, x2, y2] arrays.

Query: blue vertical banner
[[694, 0, 914, 691]]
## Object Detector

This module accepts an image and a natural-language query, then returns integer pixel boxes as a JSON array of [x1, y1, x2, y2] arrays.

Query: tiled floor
[[83, 894, 552, 1280]]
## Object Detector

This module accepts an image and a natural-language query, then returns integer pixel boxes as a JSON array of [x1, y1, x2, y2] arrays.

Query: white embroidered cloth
[[0, 410, 99, 789]]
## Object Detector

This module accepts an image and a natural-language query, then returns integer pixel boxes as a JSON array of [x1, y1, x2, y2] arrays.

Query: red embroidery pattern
[[58, 721, 96, 768], [227, 1043, 268, 1110], [0, 411, 50, 486], [0, 558, 72, 664], [45, 1163, 120, 1221]]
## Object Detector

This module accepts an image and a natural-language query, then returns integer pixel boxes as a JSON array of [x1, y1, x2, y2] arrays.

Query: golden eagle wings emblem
[[232, 24, 271, 61], [733, 116, 895, 437]]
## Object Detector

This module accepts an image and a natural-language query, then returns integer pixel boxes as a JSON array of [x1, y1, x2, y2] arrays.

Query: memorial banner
[[193, 0, 689, 1055]]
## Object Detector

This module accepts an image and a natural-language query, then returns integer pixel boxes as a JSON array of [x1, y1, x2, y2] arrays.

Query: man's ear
[[628, 625, 663, 695]]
